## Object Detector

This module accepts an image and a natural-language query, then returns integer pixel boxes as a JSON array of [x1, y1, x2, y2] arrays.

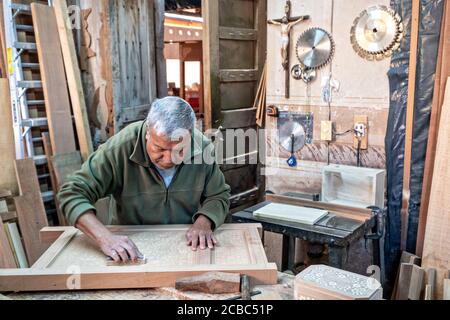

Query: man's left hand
[[186, 215, 218, 251]]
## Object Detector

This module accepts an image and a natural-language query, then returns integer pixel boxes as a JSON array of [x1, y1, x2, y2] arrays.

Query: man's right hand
[[99, 234, 143, 263], [75, 211, 143, 263]]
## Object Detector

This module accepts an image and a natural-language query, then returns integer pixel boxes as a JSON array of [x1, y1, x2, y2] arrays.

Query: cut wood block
[[0, 220, 17, 268], [0, 211, 17, 223], [408, 265, 425, 300], [422, 79, 450, 299], [444, 279, 450, 300], [425, 268, 437, 300], [31, 3, 76, 155], [294, 265, 383, 300], [0, 190, 12, 199], [175, 272, 241, 294]]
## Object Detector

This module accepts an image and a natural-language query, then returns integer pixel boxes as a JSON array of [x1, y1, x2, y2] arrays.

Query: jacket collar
[[129, 121, 206, 168]]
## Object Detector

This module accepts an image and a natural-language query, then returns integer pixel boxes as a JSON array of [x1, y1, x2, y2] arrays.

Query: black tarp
[[385, 0, 444, 292]]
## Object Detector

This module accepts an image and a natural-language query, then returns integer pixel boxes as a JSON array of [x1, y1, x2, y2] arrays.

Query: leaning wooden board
[[422, 79, 450, 299], [0, 224, 277, 292]]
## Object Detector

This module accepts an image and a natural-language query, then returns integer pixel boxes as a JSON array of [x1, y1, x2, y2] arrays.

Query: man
[[58, 97, 230, 263]]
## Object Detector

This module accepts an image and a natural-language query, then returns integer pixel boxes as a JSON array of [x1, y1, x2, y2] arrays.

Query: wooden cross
[[268, 0, 309, 99]]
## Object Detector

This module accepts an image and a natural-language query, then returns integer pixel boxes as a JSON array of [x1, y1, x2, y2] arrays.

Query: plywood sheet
[[422, 79, 450, 299], [0, 224, 277, 292], [254, 203, 328, 225]]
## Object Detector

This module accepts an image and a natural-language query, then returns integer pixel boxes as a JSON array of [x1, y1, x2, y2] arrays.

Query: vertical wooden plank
[[417, 1, 450, 256], [422, 79, 450, 299], [53, 0, 93, 162], [153, 0, 167, 98], [31, 3, 77, 155], [0, 0, 8, 78], [202, 0, 220, 129], [0, 219, 17, 268], [0, 79, 18, 195], [14, 159, 49, 265], [400, 0, 421, 251]]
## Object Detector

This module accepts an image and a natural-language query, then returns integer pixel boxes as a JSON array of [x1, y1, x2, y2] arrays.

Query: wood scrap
[[421, 78, 450, 299], [444, 279, 450, 300], [14, 159, 49, 265], [255, 62, 267, 127], [417, 0, 450, 257], [0, 219, 17, 268], [400, 0, 420, 251], [1, 211, 17, 223], [408, 265, 425, 300], [31, 3, 77, 156], [391, 251, 421, 300], [53, 0, 93, 162], [175, 272, 241, 294], [5, 222, 28, 268]]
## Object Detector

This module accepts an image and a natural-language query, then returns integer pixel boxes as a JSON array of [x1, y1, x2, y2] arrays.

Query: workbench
[[5, 272, 295, 300], [232, 195, 380, 272]]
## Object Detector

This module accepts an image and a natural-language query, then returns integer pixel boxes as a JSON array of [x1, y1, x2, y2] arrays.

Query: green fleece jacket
[[57, 121, 231, 228]]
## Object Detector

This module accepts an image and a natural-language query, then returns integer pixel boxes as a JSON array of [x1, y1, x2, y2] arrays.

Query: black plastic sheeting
[[385, 0, 444, 290]]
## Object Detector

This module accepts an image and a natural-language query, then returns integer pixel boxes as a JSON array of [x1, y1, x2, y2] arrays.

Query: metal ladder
[[3, 0, 54, 204]]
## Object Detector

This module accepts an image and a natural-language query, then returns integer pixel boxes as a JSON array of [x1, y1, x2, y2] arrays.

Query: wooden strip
[[53, 0, 93, 162], [5, 222, 28, 268], [444, 279, 450, 300], [391, 251, 421, 300], [0, 79, 18, 195], [0, 0, 7, 78], [32, 228, 79, 269], [31, 3, 77, 155], [417, 1, 450, 256], [40, 226, 74, 245], [219, 27, 257, 40], [400, 0, 420, 251], [0, 264, 278, 292], [422, 78, 450, 299], [0, 219, 17, 268]]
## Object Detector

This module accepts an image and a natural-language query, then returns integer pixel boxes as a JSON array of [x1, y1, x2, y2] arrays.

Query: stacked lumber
[[0, 1, 91, 268]]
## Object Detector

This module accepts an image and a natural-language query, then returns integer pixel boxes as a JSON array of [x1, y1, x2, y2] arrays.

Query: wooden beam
[[53, 0, 93, 162], [154, 0, 168, 98], [400, 0, 421, 251], [417, 0, 450, 256], [0, 219, 17, 268], [31, 3, 77, 155], [14, 159, 49, 265]]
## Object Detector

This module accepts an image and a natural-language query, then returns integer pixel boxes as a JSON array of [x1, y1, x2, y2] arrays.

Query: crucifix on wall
[[268, 0, 309, 98]]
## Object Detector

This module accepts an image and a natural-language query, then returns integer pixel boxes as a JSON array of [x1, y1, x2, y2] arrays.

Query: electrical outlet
[[354, 115, 368, 150], [321, 121, 333, 141]]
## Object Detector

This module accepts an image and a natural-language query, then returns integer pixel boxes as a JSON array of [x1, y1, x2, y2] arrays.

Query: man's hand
[[75, 211, 143, 263], [99, 234, 143, 263], [186, 215, 218, 251]]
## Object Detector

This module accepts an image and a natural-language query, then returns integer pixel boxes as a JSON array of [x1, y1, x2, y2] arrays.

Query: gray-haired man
[[58, 97, 231, 263]]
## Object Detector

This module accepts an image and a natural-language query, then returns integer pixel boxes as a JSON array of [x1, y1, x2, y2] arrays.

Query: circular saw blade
[[351, 5, 404, 60], [296, 27, 334, 70], [279, 121, 306, 152]]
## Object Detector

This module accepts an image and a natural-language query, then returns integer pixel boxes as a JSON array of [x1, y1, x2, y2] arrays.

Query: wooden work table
[[5, 272, 295, 300]]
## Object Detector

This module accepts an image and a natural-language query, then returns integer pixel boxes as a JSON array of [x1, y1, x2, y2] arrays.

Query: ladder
[[3, 0, 54, 205]]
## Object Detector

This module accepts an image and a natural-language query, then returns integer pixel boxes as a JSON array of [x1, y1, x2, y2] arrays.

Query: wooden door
[[203, 0, 267, 212]]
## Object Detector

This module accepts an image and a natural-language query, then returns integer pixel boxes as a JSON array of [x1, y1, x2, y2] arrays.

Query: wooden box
[[294, 265, 383, 300], [321, 164, 386, 209]]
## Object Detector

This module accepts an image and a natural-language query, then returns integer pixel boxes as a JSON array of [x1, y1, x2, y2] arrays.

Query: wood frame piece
[[0, 224, 277, 292]]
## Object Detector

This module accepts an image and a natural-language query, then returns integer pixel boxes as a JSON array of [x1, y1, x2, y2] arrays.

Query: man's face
[[145, 128, 189, 170]]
